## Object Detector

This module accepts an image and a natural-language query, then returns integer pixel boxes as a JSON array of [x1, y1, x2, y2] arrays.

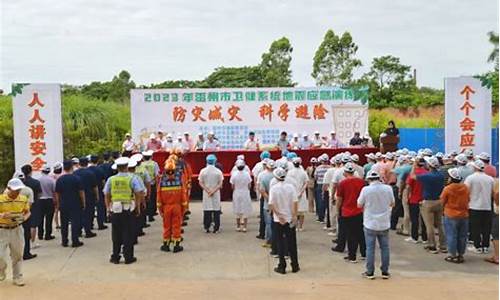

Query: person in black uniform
[[88, 155, 107, 230], [349, 132, 364, 146], [55, 161, 85, 247], [74, 157, 98, 238], [20, 165, 41, 260], [384, 120, 400, 137]]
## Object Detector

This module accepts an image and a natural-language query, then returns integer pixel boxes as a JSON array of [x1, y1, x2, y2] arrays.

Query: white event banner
[[12, 83, 64, 175], [130, 87, 369, 149], [445, 76, 491, 154]]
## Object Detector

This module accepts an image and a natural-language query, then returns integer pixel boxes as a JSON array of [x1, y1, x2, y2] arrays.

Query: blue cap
[[287, 152, 297, 159], [206, 154, 217, 165], [281, 149, 289, 158], [260, 151, 271, 160], [63, 160, 73, 169]]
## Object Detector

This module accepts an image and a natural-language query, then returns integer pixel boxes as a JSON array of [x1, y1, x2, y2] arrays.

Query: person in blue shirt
[[413, 156, 446, 254], [74, 157, 98, 238], [392, 156, 412, 235], [88, 155, 108, 230], [55, 160, 85, 247]]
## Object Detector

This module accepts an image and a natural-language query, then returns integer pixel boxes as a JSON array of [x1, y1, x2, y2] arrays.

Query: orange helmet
[[164, 158, 176, 173]]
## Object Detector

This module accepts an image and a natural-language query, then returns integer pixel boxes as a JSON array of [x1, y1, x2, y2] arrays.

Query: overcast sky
[[1, 0, 498, 92]]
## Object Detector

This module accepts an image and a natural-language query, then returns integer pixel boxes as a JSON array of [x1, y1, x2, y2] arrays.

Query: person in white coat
[[198, 154, 224, 233], [287, 157, 309, 231], [231, 154, 251, 175], [230, 160, 253, 232]]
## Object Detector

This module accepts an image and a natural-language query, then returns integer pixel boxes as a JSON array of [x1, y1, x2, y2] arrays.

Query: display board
[[131, 87, 368, 149]]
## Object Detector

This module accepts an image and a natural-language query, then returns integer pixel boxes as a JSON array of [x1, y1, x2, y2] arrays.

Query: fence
[[399, 128, 499, 170]]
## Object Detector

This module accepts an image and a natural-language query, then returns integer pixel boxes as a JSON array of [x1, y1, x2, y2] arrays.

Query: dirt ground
[[1, 201, 498, 300]]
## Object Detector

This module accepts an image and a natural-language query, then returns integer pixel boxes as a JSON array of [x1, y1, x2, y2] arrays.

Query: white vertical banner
[[12, 83, 63, 176], [445, 76, 492, 154]]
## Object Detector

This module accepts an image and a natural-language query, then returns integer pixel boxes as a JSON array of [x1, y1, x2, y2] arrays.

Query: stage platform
[[153, 147, 378, 200]]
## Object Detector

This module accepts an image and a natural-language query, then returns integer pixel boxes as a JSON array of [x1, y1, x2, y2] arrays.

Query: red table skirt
[[153, 147, 378, 201]]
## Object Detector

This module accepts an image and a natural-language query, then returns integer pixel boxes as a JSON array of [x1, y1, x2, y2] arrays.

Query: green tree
[[202, 66, 263, 88], [361, 55, 416, 108], [107, 70, 136, 103], [260, 37, 295, 87], [487, 31, 499, 66], [78, 70, 135, 103], [476, 31, 499, 106], [311, 29, 362, 86]]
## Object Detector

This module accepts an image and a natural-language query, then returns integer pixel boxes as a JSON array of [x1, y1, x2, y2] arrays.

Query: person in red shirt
[[405, 157, 428, 243], [146, 133, 162, 151], [336, 163, 366, 262]]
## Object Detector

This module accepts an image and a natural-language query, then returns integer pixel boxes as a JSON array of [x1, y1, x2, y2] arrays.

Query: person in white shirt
[[173, 135, 187, 152], [363, 131, 374, 147], [230, 160, 253, 232], [202, 132, 221, 151], [162, 134, 175, 151], [286, 157, 309, 231], [269, 167, 300, 274], [323, 156, 341, 234], [122, 133, 136, 156], [464, 160, 496, 253], [357, 170, 395, 279], [312, 131, 325, 149], [198, 154, 224, 233], [183, 132, 194, 151], [300, 133, 313, 150], [289, 134, 301, 150], [351, 154, 365, 179], [370, 152, 385, 174], [328, 131, 344, 149], [243, 131, 260, 151]]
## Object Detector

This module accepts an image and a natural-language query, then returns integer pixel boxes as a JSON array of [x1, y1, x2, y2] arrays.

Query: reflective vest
[[110, 175, 133, 203], [142, 161, 156, 181], [159, 169, 182, 192]]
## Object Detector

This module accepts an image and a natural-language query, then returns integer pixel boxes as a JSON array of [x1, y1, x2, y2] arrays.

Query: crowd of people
[[0, 143, 498, 285], [123, 129, 375, 154]]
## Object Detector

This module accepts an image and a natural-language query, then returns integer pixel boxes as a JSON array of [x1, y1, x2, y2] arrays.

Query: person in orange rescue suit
[[157, 155, 184, 253], [173, 148, 192, 225]]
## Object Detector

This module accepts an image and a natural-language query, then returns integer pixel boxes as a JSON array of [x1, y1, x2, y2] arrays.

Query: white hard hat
[[477, 152, 490, 161], [142, 150, 154, 157], [130, 153, 143, 162], [366, 170, 380, 180], [292, 157, 302, 164], [273, 167, 287, 180], [343, 162, 355, 173], [236, 159, 245, 167], [351, 154, 359, 162], [455, 154, 468, 165], [7, 178, 25, 191], [128, 160, 137, 168], [310, 157, 317, 163], [448, 168, 462, 181], [424, 156, 439, 168], [471, 159, 485, 171], [149, 133, 156, 139], [266, 159, 276, 169], [115, 157, 130, 166]]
